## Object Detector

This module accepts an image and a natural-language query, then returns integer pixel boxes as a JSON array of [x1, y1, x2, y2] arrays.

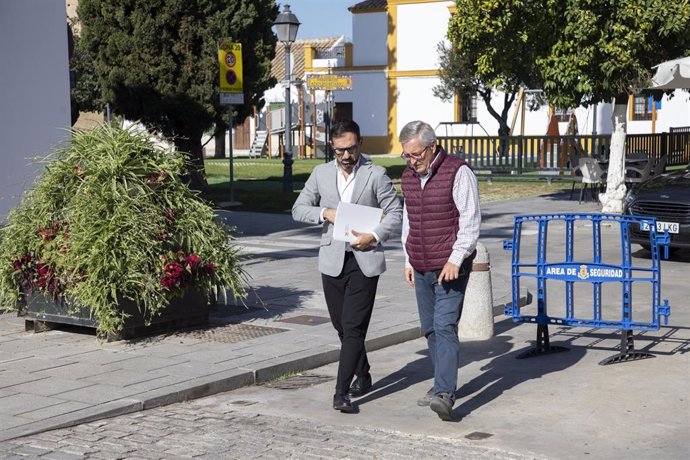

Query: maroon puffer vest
[[402, 148, 467, 272]]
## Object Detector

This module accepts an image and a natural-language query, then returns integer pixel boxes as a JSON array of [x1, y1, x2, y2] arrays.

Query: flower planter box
[[0, 126, 246, 340], [24, 289, 209, 341]]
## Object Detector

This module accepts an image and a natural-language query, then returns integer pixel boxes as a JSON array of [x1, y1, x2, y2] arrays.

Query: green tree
[[69, 24, 105, 123], [77, 0, 278, 187], [441, 0, 690, 211], [536, 0, 690, 212], [437, 0, 559, 137]]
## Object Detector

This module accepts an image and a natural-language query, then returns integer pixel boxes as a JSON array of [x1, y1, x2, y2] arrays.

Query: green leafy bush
[[0, 124, 246, 335]]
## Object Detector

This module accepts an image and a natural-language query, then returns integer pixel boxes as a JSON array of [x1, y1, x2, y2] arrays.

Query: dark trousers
[[321, 252, 379, 395]]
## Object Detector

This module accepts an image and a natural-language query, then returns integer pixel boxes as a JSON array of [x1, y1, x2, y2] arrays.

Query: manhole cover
[[465, 431, 493, 441], [262, 373, 334, 390], [175, 323, 287, 343], [227, 400, 257, 406], [276, 315, 330, 326]]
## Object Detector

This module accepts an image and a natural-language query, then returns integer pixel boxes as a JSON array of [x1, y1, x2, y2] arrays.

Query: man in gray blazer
[[292, 119, 402, 413]]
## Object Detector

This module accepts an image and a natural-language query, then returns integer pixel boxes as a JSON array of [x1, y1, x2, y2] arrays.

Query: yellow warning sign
[[306, 74, 353, 91], [219, 41, 243, 94]]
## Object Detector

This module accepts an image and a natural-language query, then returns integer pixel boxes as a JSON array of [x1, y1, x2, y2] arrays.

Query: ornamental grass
[[0, 124, 246, 336]]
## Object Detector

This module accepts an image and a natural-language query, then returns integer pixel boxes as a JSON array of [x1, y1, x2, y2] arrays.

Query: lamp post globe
[[273, 4, 300, 193]]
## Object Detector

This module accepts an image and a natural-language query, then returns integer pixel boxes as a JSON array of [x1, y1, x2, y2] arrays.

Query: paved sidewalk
[[1, 192, 688, 448]]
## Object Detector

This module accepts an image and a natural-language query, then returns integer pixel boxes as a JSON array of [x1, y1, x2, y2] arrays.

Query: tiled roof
[[348, 0, 387, 11], [271, 37, 344, 81]]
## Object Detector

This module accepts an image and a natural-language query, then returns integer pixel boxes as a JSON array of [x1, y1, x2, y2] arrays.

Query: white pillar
[[459, 242, 494, 340]]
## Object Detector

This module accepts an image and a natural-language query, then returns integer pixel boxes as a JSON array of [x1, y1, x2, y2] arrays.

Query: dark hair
[[330, 119, 361, 141]]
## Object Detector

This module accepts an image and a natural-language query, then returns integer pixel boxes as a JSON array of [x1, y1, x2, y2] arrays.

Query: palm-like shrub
[[0, 124, 246, 335]]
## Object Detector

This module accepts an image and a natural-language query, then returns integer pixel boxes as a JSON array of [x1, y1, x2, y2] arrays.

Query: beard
[[337, 157, 357, 171]]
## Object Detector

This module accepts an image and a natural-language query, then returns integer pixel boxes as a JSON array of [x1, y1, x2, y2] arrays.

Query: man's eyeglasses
[[400, 145, 431, 160], [332, 144, 360, 156]]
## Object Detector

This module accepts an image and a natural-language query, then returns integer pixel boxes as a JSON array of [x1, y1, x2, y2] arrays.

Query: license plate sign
[[640, 221, 679, 234]]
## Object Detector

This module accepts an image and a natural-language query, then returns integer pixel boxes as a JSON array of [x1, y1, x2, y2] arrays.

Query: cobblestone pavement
[[0, 404, 533, 460]]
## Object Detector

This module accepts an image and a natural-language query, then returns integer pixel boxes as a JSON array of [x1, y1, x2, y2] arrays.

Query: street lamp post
[[274, 4, 300, 193]]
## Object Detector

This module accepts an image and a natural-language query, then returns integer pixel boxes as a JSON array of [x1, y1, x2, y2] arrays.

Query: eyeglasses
[[332, 143, 360, 156], [400, 145, 431, 160]]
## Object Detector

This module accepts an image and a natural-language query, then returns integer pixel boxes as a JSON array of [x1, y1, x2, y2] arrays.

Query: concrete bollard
[[459, 242, 494, 340]]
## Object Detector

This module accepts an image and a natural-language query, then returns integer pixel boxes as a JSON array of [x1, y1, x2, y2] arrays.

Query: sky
[[275, 0, 354, 40]]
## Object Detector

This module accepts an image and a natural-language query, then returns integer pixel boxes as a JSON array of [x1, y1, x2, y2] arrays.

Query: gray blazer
[[292, 155, 403, 277]]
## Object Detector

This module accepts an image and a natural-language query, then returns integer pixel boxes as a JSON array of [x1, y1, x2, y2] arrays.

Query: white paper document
[[333, 202, 383, 242]]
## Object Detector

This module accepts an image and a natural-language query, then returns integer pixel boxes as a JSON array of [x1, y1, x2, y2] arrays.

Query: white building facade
[[306, 0, 690, 154]]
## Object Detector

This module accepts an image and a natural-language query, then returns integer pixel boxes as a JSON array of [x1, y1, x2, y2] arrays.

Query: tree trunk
[[174, 136, 208, 191], [497, 123, 510, 157], [480, 90, 514, 157], [214, 121, 226, 159], [600, 97, 628, 213]]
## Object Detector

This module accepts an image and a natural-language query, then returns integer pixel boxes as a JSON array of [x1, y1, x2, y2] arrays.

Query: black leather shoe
[[348, 373, 373, 398], [333, 393, 355, 413]]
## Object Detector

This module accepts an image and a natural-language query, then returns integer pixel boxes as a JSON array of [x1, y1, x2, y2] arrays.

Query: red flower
[[11, 254, 63, 298], [161, 261, 185, 290], [37, 225, 58, 241], [164, 261, 184, 277], [159, 252, 216, 292], [36, 263, 50, 278], [184, 254, 201, 268]]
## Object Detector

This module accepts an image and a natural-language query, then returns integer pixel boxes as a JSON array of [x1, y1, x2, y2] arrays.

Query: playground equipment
[[503, 213, 671, 365]]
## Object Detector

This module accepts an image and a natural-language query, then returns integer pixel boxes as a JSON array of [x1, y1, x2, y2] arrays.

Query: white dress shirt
[[320, 158, 381, 243], [336, 161, 358, 203]]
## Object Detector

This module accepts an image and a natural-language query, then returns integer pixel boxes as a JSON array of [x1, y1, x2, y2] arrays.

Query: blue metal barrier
[[503, 213, 671, 365]]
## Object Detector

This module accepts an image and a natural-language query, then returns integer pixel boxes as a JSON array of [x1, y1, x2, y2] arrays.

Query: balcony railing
[[314, 46, 345, 60], [435, 132, 690, 174]]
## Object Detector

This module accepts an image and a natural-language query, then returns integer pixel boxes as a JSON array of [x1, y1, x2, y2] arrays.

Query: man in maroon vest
[[399, 120, 481, 421]]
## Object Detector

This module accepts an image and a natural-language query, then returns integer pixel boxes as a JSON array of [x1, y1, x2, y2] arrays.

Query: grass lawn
[[202, 157, 573, 213]]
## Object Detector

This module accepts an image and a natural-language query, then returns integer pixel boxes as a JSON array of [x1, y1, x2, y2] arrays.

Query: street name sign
[[306, 74, 352, 91]]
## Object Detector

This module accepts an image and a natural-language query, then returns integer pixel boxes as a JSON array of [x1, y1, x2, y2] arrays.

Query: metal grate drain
[[262, 372, 334, 390], [174, 322, 287, 343]]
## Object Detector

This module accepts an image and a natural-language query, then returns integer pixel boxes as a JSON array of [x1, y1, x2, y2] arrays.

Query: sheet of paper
[[333, 202, 383, 242]]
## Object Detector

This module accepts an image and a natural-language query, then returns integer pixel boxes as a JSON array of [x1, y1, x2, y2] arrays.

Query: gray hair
[[399, 120, 436, 146]]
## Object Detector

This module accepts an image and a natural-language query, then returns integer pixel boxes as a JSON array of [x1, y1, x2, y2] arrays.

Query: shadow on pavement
[[541, 190, 581, 201], [358, 335, 515, 408], [356, 352, 433, 406], [550, 325, 690, 357], [216, 210, 317, 237], [454, 341, 587, 421], [241, 249, 318, 264], [212, 285, 317, 321]]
